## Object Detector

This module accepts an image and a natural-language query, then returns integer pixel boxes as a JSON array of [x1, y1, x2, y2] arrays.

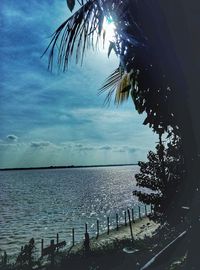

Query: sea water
[[0, 165, 143, 258]]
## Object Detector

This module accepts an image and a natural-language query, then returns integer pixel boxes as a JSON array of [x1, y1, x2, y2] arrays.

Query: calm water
[[0, 165, 142, 258]]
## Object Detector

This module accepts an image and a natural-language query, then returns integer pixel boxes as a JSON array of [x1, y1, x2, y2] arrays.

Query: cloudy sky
[[0, 0, 156, 168]]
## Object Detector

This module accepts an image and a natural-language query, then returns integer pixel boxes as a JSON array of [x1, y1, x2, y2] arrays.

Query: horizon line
[[0, 163, 138, 171]]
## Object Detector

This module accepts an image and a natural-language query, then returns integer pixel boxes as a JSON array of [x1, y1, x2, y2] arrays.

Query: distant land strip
[[0, 164, 138, 171]]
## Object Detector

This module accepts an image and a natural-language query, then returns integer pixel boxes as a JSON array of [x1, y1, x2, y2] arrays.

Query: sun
[[102, 17, 116, 47]]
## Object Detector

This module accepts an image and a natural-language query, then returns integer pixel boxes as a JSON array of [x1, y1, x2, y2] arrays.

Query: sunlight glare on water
[[0, 166, 142, 258]]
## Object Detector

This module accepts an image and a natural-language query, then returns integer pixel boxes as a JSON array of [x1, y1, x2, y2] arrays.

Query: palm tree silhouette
[[45, 1, 200, 268]]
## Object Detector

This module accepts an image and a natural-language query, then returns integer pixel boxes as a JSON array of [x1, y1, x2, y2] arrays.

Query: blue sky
[[0, 0, 156, 168]]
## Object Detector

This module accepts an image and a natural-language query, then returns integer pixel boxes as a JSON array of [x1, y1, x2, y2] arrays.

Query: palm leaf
[[99, 67, 123, 105], [99, 67, 136, 105], [114, 73, 131, 105], [108, 41, 117, 57], [67, 0, 75, 12], [43, 0, 105, 71]]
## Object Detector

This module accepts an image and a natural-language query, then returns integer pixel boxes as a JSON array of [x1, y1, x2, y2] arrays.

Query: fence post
[[50, 240, 55, 267], [127, 209, 134, 242], [107, 217, 110, 235], [131, 208, 135, 223], [41, 239, 44, 257], [138, 205, 141, 219], [72, 228, 75, 246], [116, 213, 119, 231], [57, 233, 59, 245], [84, 223, 90, 252], [56, 233, 59, 251], [124, 210, 127, 226], [96, 219, 99, 239]]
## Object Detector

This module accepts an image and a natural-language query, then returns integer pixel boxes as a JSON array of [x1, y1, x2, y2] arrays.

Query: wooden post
[[84, 224, 90, 252], [145, 205, 148, 216], [72, 228, 75, 246], [116, 213, 119, 231], [56, 233, 59, 251], [107, 217, 110, 235], [41, 239, 44, 256], [124, 210, 127, 226], [96, 219, 99, 239], [138, 205, 141, 219], [50, 240, 55, 267], [127, 209, 134, 242], [131, 208, 135, 223]]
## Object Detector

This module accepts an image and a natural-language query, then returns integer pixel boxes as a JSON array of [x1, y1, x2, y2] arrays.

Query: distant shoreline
[[0, 163, 138, 171]]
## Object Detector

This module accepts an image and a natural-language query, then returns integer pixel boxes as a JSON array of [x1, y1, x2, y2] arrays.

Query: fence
[[1, 203, 154, 266], [40, 203, 154, 255]]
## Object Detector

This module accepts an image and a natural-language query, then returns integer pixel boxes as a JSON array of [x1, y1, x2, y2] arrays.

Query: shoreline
[[68, 217, 159, 255], [1, 217, 187, 270], [50, 217, 160, 270]]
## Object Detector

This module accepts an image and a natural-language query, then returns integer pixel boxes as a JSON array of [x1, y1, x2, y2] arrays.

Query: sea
[[0, 165, 145, 259]]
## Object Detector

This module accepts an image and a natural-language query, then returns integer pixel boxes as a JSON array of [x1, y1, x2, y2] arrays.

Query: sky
[[0, 0, 156, 168]]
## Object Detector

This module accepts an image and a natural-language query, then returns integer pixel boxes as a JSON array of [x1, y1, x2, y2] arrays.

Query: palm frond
[[99, 67, 122, 105], [114, 73, 132, 105], [43, 0, 105, 71], [99, 67, 135, 106]]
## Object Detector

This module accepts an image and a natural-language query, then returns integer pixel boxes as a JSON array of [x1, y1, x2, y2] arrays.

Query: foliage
[[45, 0, 186, 222], [99, 63, 178, 135], [99, 67, 133, 105], [66, 0, 76, 12], [133, 134, 185, 223], [44, 0, 105, 70], [45, 0, 180, 136], [44, 1, 146, 71], [16, 238, 35, 269]]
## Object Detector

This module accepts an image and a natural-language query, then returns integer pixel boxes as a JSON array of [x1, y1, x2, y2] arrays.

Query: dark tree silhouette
[[133, 134, 185, 224], [46, 0, 200, 268]]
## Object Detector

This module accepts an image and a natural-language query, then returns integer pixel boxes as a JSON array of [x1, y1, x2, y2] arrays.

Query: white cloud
[[99, 145, 112, 150], [30, 141, 51, 148], [6, 134, 18, 141]]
